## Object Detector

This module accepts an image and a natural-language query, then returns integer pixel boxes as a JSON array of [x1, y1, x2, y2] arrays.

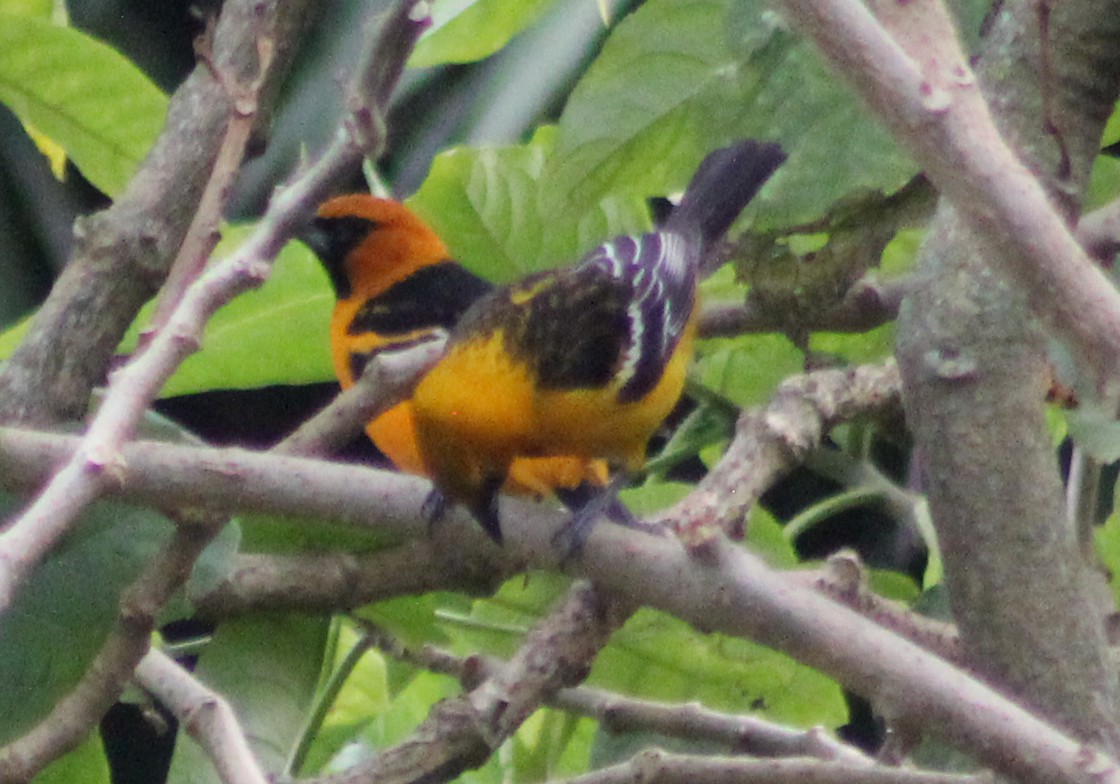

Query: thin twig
[[698, 276, 908, 338], [665, 361, 903, 545], [790, 552, 961, 665], [554, 748, 988, 784], [276, 335, 446, 457], [372, 631, 874, 765], [144, 34, 276, 338], [135, 649, 270, 784]]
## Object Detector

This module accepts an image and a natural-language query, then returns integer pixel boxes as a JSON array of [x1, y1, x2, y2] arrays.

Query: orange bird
[[302, 195, 608, 507], [411, 141, 786, 543]]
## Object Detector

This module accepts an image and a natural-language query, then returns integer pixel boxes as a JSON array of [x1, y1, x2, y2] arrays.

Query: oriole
[[411, 140, 786, 543], [302, 195, 609, 504]]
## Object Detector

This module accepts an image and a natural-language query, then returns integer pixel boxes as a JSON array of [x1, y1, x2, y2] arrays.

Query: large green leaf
[[439, 562, 844, 730], [408, 129, 651, 282], [410, 0, 561, 67], [548, 0, 915, 226], [166, 614, 329, 784], [594, 608, 846, 728], [298, 623, 391, 775], [0, 411, 237, 745], [694, 333, 804, 408], [0, 0, 52, 17], [36, 729, 111, 784], [118, 227, 336, 398], [0, 495, 174, 744], [0, 13, 167, 196]]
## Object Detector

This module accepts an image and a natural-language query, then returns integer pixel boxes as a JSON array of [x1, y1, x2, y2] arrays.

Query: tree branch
[[0, 0, 430, 618], [771, 0, 1120, 385], [314, 583, 627, 784], [134, 649, 269, 784], [554, 748, 985, 784], [373, 630, 875, 765], [0, 2, 429, 779], [667, 361, 902, 545], [698, 275, 907, 338], [773, 0, 1120, 753]]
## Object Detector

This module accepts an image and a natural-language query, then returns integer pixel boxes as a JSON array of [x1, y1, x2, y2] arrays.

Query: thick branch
[[773, 0, 1120, 754]]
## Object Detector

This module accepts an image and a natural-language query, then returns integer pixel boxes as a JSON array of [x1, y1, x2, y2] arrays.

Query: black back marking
[[348, 262, 493, 338], [517, 267, 631, 391]]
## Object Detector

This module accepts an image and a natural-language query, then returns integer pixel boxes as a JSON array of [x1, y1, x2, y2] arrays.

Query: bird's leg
[[470, 472, 506, 544], [422, 487, 450, 535], [552, 474, 664, 559]]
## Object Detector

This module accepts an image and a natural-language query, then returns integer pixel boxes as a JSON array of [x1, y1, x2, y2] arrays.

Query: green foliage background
[[4, 0, 1093, 780]]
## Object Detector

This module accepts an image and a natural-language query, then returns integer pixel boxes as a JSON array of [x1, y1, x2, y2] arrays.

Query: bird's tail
[[665, 140, 786, 252]]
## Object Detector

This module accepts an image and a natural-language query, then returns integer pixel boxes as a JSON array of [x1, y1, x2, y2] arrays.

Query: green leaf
[[1101, 100, 1120, 148], [36, 729, 111, 784], [747, 506, 798, 568], [440, 572, 571, 660], [594, 608, 847, 728], [442, 572, 845, 729], [880, 227, 925, 277], [408, 130, 651, 282], [619, 480, 692, 516], [0, 14, 167, 196], [548, 0, 914, 225], [0, 0, 53, 15], [383, 670, 461, 744], [693, 333, 804, 407], [1065, 404, 1120, 463], [166, 614, 329, 784], [507, 709, 594, 782], [0, 314, 32, 359], [868, 569, 920, 602], [0, 495, 175, 744], [1087, 153, 1120, 212], [119, 227, 336, 398], [299, 623, 392, 775], [1097, 503, 1120, 608], [809, 323, 895, 366], [358, 591, 472, 649], [410, 0, 561, 67]]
